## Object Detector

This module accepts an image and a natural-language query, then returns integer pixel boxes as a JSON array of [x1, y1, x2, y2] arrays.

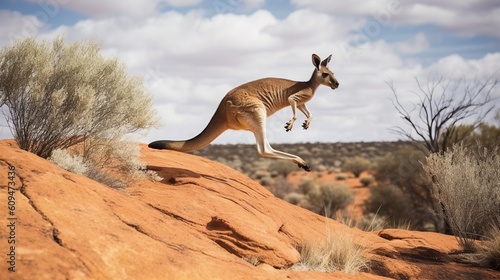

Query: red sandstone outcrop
[[0, 139, 498, 279]]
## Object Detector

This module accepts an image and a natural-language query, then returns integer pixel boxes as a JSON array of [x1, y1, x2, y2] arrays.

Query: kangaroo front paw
[[285, 118, 297, 132], [302, 121, 310, 130]]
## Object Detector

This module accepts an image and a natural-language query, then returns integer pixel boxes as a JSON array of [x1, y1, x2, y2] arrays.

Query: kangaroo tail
[[148, 103, 228, 153]]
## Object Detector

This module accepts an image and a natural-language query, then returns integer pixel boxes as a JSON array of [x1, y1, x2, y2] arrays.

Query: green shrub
[[335, 174, 347, 180], [269, 160, 297, 178], [364, 185, 413, 226], [374, 146, 427, 187], [259, 175, 273, 186], [284, 192, 305, 205], [1, 37, 159, 187], [253, 169, 270, 180], [298, 178, 316, 194], [307, 182, 354, 218], [343, 156, 371, 177], [373, 146, 436, 231], [0, 37, 158, 158], [359, 176, 373, 187], [267, 177, 292, 199]]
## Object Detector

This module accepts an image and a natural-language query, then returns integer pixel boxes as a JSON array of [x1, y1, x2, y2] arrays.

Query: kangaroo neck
[[307, 69, 321, 91]]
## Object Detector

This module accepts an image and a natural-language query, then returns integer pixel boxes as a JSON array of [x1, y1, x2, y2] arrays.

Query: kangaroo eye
[[321, 73, 329, 78]]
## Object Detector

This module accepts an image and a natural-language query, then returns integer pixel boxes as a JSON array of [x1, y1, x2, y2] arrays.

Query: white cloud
[[423, 53, 500, 80], [292, 0, 500, 38], [264, 9, 352, 46], [45, 10, 280, 71], [0, 4, 498, 145], [395, 1, 500, 38], [0, 10, 46, 45]]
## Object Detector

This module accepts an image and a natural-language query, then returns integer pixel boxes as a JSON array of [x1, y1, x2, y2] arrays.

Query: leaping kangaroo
[[149, 54, 339, 171]]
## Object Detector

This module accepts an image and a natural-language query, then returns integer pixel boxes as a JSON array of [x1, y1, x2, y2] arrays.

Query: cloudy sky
[[0, 0, 499, 145]]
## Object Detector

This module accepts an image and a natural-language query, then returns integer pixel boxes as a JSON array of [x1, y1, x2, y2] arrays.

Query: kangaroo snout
[[331, 80, 339, 89]]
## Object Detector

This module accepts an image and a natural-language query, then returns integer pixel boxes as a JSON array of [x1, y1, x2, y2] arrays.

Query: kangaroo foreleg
[[285, 96, 299, 132]]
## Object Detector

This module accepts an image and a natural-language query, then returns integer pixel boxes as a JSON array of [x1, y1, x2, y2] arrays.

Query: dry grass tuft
[[477, 226, 500, 270], [242, 256, 261, 266], [291, 230, 368, 274]]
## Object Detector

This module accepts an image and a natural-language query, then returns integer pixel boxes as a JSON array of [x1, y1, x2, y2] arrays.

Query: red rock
[[0, 139, 498, 280]]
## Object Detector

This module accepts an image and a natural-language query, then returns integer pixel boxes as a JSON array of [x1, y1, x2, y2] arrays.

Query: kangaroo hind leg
[[240, 107, 311, 171]]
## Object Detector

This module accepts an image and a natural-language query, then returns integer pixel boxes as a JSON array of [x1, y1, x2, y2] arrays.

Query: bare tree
[[389, 75, 498, 154], [387, 75, 498, 234]]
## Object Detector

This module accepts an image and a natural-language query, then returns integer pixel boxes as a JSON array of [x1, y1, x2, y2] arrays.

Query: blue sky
[[0, 0, 499, 144]]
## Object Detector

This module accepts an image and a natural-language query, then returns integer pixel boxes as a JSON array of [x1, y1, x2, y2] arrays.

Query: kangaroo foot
[[297, 162, 311, 172]]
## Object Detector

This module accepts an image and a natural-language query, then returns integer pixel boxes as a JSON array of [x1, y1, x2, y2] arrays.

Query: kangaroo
[[149, 54, 339, 171]]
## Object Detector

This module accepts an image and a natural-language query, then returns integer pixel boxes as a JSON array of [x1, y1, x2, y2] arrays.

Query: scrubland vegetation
[[1, 36, 498, 272]]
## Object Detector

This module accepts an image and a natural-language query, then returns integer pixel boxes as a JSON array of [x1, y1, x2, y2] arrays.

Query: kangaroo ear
[[321, 54, 332, 66], [312, 54, 321, 70]]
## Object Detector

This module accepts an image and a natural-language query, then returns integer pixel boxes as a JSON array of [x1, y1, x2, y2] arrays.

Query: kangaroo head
[[312, 54, 339, 90]]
